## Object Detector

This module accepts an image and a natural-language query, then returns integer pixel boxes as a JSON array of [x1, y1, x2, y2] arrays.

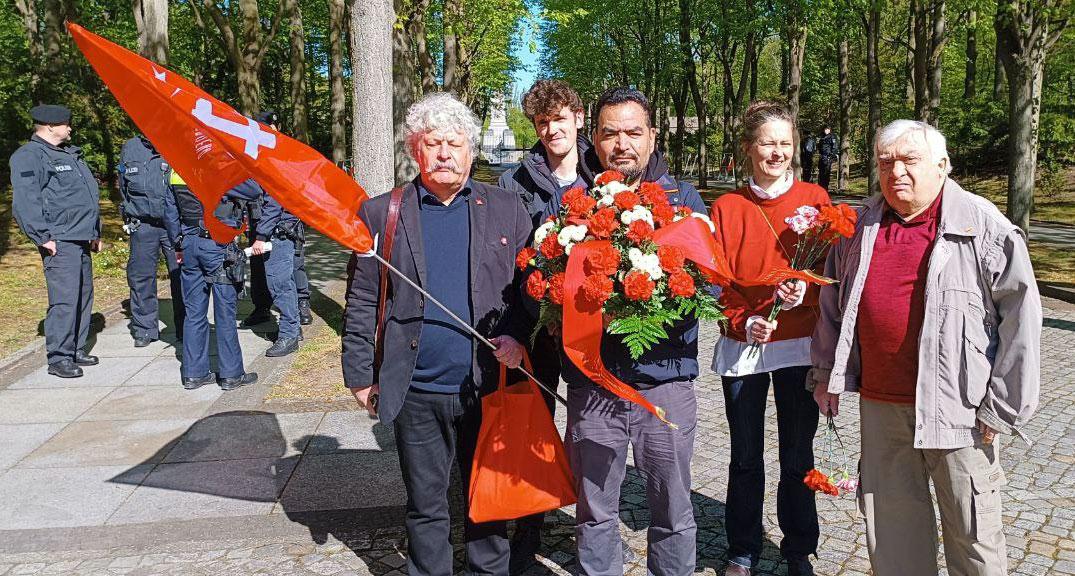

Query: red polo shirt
[[857, 191, 942, 404]]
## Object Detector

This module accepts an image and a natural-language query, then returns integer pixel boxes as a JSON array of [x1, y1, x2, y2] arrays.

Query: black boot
[[48, 359, 83, 378], [298, 299, 313, 325], [74, 350, 99, 366], [182, 373, 216, 390], [218, 372, 258, 391], [265, 337, 299, 357]]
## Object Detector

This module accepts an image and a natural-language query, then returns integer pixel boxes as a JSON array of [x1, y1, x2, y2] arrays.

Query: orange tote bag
[[468, 353, 576, 523]]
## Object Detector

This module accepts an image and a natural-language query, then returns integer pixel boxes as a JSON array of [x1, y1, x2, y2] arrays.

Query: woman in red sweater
[[709, 101, 831, 576]]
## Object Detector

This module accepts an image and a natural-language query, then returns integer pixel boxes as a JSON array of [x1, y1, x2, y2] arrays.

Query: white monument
[[482, 91, 520, 164]]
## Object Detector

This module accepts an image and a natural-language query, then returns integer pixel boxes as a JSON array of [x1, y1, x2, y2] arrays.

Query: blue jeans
[[265, 236, 299, 339], [721, 365, 819, 569], [180, 230, 244, 379]]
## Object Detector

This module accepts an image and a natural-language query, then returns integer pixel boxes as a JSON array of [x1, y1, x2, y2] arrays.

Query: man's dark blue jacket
[[341, 179, 533, 425]]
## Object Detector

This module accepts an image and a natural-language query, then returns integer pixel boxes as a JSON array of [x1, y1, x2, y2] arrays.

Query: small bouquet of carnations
[[805, 415, 858, 497]]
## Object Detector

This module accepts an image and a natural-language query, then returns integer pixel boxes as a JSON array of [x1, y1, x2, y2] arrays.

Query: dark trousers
[[394, 389, 509, 576], [180, 231, 244, 379], [41, 240, 93, 365], [801, 154, 814, 183], [127, 220, 184, 339], [265, 236, 299, 339], [817, 157, 834, 192], [568, 380, 697, 576], [721, 365, 819, 569], [293, 229, 309, 302], [246, 223, 271, 312], [516, 329, 562, 534]]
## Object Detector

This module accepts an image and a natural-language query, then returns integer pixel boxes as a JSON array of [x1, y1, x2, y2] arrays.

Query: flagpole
[[370, 253, 568, 407]]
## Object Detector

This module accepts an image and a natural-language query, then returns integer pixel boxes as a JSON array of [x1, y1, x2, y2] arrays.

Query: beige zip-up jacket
[[809, 179, 1042, 449]]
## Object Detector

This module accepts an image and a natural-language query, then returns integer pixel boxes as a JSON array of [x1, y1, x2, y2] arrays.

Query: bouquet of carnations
[[747, 202, 857, 357], [517, 171, 725, 360], [805, 415, 858, 497]]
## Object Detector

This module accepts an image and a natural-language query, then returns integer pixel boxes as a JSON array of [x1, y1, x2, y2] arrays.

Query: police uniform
[[254, 193, 302, 356], [119, 135, 185, 345], [164, 173, 260, 390], [9, 105, 100, 378], [243, 192, 273, 325]]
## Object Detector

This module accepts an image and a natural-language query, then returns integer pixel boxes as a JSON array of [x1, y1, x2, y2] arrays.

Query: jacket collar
[[31, 134, 78, 155]]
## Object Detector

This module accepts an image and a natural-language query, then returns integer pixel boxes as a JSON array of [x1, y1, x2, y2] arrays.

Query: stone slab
[[307, 411, 396, 454], [0, 388, 114, 424], [122, 355, 185, 387], [163, 411, 322, 463], [106, 458, 298, 525], [0, 423, 66, 470], [0, 465, 152, 529], [86, 334, 175, 358], [76, 386, 222, 422], [17, 419, 195, 468], [276, 452, 406, 513], [8, 357, 153, 389]]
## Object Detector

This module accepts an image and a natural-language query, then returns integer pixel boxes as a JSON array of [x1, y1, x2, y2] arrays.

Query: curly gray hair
[[404, 92, 482, 159], [875, 119, 952, 175]]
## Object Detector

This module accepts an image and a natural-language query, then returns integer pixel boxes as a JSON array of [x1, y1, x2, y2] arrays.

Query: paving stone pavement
[[1, 237, 1073, 574]]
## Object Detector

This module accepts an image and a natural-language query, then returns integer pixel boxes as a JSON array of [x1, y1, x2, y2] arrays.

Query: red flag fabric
[[67, 23, 373, 252]]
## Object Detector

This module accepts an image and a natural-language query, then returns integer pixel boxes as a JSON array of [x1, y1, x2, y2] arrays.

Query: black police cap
[[30, 104, 72, 125], [255, 111, 279, 125]]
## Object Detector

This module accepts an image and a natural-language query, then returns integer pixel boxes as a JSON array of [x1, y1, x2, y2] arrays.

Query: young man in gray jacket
[[810, 120, 1041, 576]]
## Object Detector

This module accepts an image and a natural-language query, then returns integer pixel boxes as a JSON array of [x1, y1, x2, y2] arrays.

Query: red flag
[[67, 23, 373, 252]]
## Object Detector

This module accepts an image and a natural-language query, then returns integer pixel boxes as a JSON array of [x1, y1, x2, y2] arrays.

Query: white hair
[[875, 119, 952, 174], [404, 92, 482, 159]]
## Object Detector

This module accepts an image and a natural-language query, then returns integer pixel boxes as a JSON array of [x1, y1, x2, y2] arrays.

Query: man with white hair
[[342, 92, 531, 575], [810, 119, 1041, 575]]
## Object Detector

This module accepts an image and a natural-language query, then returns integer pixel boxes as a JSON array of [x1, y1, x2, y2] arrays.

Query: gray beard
[[619, 163, 644, 183]]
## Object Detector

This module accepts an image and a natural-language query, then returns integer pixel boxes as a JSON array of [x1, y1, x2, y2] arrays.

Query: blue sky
[[510, 3, 544, 101]]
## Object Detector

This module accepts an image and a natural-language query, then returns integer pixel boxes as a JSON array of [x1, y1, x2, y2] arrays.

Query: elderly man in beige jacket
[[810, 119, 1041, 576]]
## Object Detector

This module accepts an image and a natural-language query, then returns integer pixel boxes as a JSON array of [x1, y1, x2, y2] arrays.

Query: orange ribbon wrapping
[[562, 217, 835, 424]]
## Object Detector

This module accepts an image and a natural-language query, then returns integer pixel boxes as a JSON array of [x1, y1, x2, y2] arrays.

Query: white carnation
[[597, 194, 615, 207], [533, 221, 556, 247], [557, 224, 588, 247], [628, 247, 664, 281], [620, 205, 654, 227], [599, 180, 630, 197]]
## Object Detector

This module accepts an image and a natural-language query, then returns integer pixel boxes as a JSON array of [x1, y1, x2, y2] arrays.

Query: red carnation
[[804, 469, 840, 496], [540, 234, 564, 259], [526, 270, 547, 301], [657, 245, 686, 272], [638, 181, 667, 205], [668, 270, 696, 298], [819, 203, 857, 239], [581, 274, 614, 306], [516, 247, 537, 270], [548, 273, 566, 305], [652, 202, 676, 226], [595, 170, 625, 186], [677, 206, 693, 217], [614, 191, 641, 211], [623, 270, 656, 301], [626, 220, 655, 244], [585, 244, 622, 277], [588, 207, 619, 239], [562, 186, 597, 217]]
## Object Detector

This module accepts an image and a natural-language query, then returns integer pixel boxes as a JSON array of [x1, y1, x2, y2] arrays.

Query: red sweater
[[710, 181, 832, 343], [857, 191, 942, 404]]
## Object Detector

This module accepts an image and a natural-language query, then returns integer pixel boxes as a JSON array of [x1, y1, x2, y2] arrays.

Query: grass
[[1029, 241, 1075, 284], [0, 187, 137, 358]]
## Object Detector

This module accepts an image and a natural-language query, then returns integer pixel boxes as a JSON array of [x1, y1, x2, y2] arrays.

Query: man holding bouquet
[[543, 87, 707, 576]]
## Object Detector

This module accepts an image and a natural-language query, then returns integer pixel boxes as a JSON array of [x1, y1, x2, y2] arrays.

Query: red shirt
[[857, 191, 942, 404], [710, 180, 832, 342]]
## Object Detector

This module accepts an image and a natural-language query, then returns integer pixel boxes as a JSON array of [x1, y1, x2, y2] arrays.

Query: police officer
[[10, 104, 101, 378], [248, 110, 313, 327], [817, 126, 839, 192], [800, 130, 816, 183], [164, 172, 261, 391], [119, 135, 185, 346], [249, 192, 302, 356]]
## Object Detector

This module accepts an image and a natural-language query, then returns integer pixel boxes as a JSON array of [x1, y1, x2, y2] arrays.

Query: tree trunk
[[838, 38, 851, 193], [964, 9, 977, 99], [200, 0, 284, 116], [749, 47, 758, 100], [43, 0, 65, 69], [13, 0, 44, 101], [673, 81, 687, 177], [912, 0, 929, 120], [393, 0, 418, 183], [787, 7, 807, 179], [351, 0, 395, 196], [442, 0, 462, 94], [780, 30, 790, 94], [328, 0, 347, 163], [993, 14, 1007, 99], [678, 0, 706, 186], [925, 0, 946, 125], [135, 0, 169, 64], [285, 0, 309, 142], [864, 2, 883, 196], [906, 3, 916, 105], [996, 0, 1070, 235], [409, 0, 436, 94]]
